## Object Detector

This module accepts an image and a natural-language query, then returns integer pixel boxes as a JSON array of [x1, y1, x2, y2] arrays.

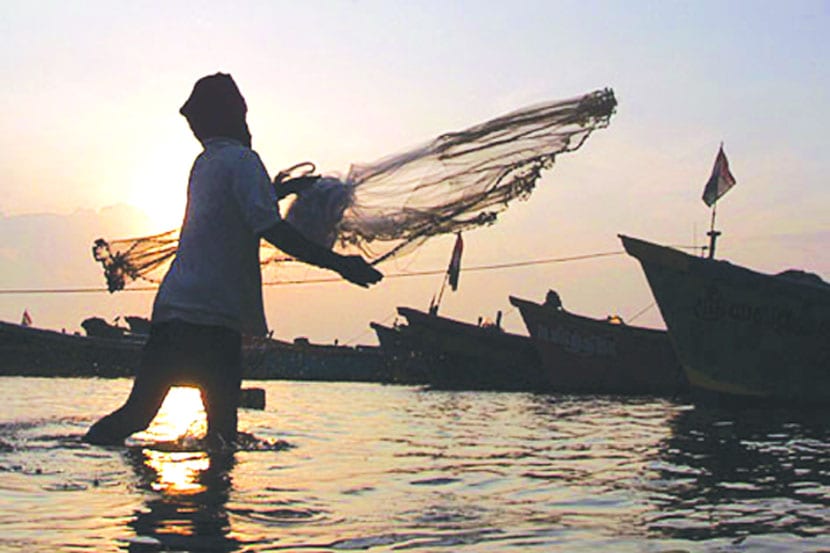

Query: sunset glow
[[140, 386, 207, 443], [126, 387, 211, 495], [0, 2, 827, 344], [144, 449, 211, 494], [125, 144, 190, 232]]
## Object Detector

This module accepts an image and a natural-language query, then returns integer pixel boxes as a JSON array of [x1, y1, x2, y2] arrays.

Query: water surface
[[0, 377, 827, 551]]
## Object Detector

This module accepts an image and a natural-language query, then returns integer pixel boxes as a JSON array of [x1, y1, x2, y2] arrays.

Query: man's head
[[180, 73, 251, 147]]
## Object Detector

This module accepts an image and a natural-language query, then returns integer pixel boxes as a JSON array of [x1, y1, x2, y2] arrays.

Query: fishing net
[[94, 88, 616, 291]]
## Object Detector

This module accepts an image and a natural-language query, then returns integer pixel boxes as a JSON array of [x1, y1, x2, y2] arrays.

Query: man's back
[[153, 137, 280, 336]]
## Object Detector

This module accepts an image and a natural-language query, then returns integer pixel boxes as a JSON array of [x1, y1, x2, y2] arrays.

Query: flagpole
[[431, 272, 449, 315], [701, 141, 734, 260], [706, 200, 720, 259], [432, 232, 464, 314]]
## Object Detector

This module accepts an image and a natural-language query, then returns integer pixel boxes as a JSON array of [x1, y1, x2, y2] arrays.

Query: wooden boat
[[244, 336, 393, 383], [0, 319, 394, 383], [621, 235, 830, 403], [369, 321, 431, 384], [0, 319, 142, 377], [509, 295, 686, 395], [371, 307, 543, 391]]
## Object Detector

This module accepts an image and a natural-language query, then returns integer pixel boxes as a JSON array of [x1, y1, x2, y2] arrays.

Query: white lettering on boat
[[535, 323, 617, 357]]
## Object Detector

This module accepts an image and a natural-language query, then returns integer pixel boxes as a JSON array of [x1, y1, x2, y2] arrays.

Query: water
[[0, 377, 828, 552]]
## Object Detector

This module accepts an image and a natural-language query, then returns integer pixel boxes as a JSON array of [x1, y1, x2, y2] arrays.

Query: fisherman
[[84, 73, 382, 447], [544, 289, 563, 310]]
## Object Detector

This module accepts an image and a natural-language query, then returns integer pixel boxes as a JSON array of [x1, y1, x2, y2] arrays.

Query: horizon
[[1, 1, 828, 344]]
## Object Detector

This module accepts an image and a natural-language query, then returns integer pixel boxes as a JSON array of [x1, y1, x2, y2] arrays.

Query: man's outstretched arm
[[260, 221, 382, 287]]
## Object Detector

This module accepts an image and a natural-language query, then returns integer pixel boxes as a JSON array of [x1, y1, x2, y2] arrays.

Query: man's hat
[[180, 73, 247, 121]]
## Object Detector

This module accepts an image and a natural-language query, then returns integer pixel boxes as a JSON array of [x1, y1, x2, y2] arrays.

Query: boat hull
[[373, 307, 543, 391], [0, 320, 394, 383], [621, 235, 830, 403], [0, 320, 142, 377], [245, 337, 393, 383], [510, 296, 686, 395], [369, 322, 431, 384]]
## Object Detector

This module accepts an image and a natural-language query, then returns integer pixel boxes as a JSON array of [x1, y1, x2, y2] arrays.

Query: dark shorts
[[85, 319, 243, 444], [142, 319, 242, 387]]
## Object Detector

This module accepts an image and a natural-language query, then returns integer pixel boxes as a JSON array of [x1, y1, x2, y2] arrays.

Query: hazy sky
[[1, 1, 828, 343]]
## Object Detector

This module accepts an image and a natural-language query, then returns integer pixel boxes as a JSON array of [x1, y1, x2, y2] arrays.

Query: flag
[[21, 309, 32, 327], [702, 145, 736, 207], [447, 233, 464, 291]]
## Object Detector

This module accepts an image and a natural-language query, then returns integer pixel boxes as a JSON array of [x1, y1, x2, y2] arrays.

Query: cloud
[[0, 204, 159, 332], [0, 204, 152, 288]]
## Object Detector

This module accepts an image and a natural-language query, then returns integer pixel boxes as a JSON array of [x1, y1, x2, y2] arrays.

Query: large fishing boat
[[621, 235, 830, 403], [510, 293, 686, 395]]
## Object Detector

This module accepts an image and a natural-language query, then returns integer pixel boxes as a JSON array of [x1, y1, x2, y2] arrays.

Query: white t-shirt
[[152, 137, 280, 336]]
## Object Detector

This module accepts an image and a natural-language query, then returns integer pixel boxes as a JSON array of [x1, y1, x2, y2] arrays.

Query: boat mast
[[430, 232, 464, 315], [429, 273, 449, 315], [706, 200, 721, 259]]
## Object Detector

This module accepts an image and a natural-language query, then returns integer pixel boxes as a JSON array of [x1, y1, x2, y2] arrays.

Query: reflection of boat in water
[[510, 293, 686, 395], [646, 402, 830, 542], [371, 306, 543, 391], [621, 235, 830, 403]]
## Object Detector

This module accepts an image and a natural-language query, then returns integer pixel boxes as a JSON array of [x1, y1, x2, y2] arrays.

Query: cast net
[[94, 88, 616, 291]]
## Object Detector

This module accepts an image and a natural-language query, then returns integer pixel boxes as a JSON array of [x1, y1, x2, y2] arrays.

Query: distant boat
[[0, 319, 394, 383], [371, 307, 543, 391], [509, 294, 686, 396], [81, 316, 147, 342], [0, 319, 142, 377], [621, 235, 830, 403], [245, 335, 393, 383], [369, 321, 432, 385]]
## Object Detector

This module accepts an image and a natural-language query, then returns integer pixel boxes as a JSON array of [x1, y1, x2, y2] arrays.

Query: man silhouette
[[84, 73, 382, 446]]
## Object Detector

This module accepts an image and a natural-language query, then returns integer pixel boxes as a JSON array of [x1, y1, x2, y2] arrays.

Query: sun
[[126, 140, 191, 231], [127, 183, 186, 232]]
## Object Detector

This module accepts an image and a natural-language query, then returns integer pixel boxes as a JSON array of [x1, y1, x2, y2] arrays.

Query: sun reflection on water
[[128, 387, 212, 495], [138, 386, 207, 443], [143, 449, 211, 494]]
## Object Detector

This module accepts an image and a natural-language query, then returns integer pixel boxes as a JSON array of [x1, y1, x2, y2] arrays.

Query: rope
[[342, 311, 397, 346], [0, 285, 158, 295], [0, 249, 626, 296], [626, 301, 656, 323]]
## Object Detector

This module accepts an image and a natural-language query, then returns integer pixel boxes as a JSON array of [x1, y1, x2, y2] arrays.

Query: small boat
[[371, 307, 543, 391], [0, 318, 393, 383], [245, 335, 393, 383], [621, 235, 830, 403], [509, 293, 686, 395], [0, 319, 142, 377]]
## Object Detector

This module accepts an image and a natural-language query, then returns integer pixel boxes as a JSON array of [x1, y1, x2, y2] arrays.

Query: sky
[[1, 0, 828, 344]]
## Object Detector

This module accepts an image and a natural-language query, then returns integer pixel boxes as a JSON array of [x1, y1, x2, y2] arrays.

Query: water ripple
[[0, 377, 828, 551]]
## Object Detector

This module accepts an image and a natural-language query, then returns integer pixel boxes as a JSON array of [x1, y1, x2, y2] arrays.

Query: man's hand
[[336, 255, 383, 288], [275, 174, 320, 200], [261, 221, 383, 288]]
